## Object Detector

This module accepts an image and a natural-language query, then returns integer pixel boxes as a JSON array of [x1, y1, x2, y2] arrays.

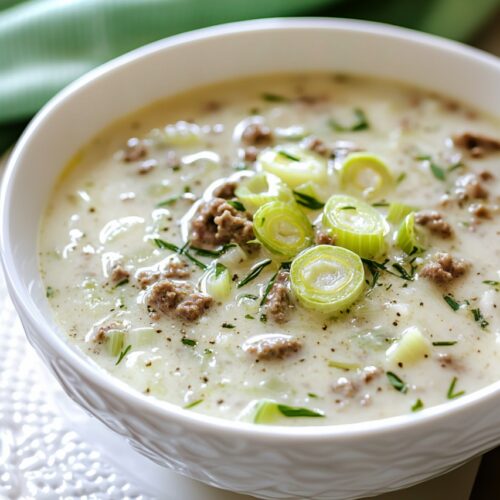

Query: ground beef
[[147, 279, 212, 321], [136, 258, 190, 289], [415, 211, 453, 238], [315, 231, 335, 245], [213, 181, 237, 199], [420, 252, 469, 284], [243, 146, 259, 163], [241, 123, 273, 146], [264, 271, 293, 323], [455, 174, 489, 201], [93, 322, 121, 344], [469, 203, 492, 219], [137, 159, 157, 175], [360, 366, 383, 383], [110, 265, 130, 284], [453, 132, 500, 158], [244, 335, 302, 361], [190, 197, 254, 249], [479, 170, 494, 181], [306, 137, 331, 157], [123, 138, 147, 162]]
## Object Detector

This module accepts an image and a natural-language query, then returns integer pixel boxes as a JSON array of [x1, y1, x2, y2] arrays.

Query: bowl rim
[[2, 17, 500, 442]]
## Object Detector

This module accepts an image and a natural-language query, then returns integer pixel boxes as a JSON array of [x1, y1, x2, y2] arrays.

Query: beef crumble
[[420, 253, 469, 284], [415, 211, 453, 238], [190, 197, 254, 249], [453, 132, 500, 158], [264, 271, 293, 323], [212, 181, 237, 200], [123, 138, 147, 162], [136, 257, 190, 289], [244, 335, 302, 360], [241, 123, 274, 146]]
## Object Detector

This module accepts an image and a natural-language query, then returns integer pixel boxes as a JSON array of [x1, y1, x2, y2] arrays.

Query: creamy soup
[[39, 74, 500, 425]]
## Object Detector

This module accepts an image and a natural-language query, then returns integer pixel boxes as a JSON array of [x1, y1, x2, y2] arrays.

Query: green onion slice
[[106, 330, 125, 357], [339, 153, 394, 200], [290, 245, 365, 314], [322, 194, 389, 259], [395, 212, 424, 255], [253, 201, 314, 259], [258, 145, 327, 188], [235, 173, 293, 213], [386, 202, 415, 224]]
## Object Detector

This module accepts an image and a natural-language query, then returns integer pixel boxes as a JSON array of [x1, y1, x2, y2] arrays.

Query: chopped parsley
[[340, 205, 357, 210], [237, 259, 272, 288], [113, 278, 129, 288], [447, 377, 465, 399], [276, 404, 324, 418], [471, 308, 489, 329], [396, 172, 407, 184], [46, 286, 56, 298], [277, 150, 301, 162], [386, 371, 408, 393], [115, 345, 131, 365], [411, 399, 424, 412], [292, 190, 325, 210], [184, 399, 204, 409], [432, 341, 457, 346], [328, 108, 369, 132], [156, 194, 182, 207], [221, 322, 235, 329], [308, 393, 318, 399], [261, 92, 288, 102], [181, 338, 197, 346], [227, 200, 246, 212], [416, 155, 447, 181], [204, 348, 213, 356], [245, 314, 255, 320], [189, 243, 236, 258]]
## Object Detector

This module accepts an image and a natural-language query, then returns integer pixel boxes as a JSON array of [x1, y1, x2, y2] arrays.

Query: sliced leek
[[106, 330, 125, 356], [339, 153, 394, 200], [290, 245, 365, 314], [322, 194, 389, 258], [200, 262, 232, 300], [386, 326, 430, 366], [253, 201, 314, 259], [234, 173, 293, 212], [387, 202, 415, 224], [395, 212, 424, 254], [252, 399, 325, 424], [128, 327, 156, 347], [258, 145, 327, 188]]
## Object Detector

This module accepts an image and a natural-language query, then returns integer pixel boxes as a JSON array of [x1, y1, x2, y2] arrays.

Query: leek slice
[[200, 262, 232, 300], [387, 202, 415, 224], [395, 212, 424, 255], [322, 194, 389, 258], [253, 201, 314, 259], [128, 327, 156, 347], [234, 173, 293, 212], [258, 145, 327, 188], [290, 245, 365, 314], [252, 399, 325, 424], [106, 330, 125, 356], [339, 153, 394, 199], [386, 326, 430, 366]]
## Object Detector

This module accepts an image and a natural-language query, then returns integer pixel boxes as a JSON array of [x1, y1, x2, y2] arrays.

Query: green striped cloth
[[1, 0, 499, 152]]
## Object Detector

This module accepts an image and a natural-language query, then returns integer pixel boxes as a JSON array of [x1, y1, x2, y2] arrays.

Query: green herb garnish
[[113, 278, 129, 288], [483, 280, 500, 290], [227, 200, 246, 212], [156, 195, 182, 207], [447, 377, 465, 399], [328, 108, 369, 132], [261, 92, 288, 102], [396, 172, 407, 184], [46, 286, 56, 298], [240, 294, 259, 301], [184, 399, 203, 409], [245, 314, 255, 320], [372, 201, 390, 207], [443, 294, 461, 311], [292, 191, 325, 210], [328, 360, 360, 371], [214, 262, 227, 279], [277, 150, 301, 162], [115, 345, 131, 365], [154, 238, 207, 270], [181, 338, 197, 346], [308, 393, 318, 398], [189, 243, 236, 258], [416, 155, 446, 181], [237, 259, 272, 288], [411, 399, 424, 412], [341, 205, 357, 210], [432, 341, 457, 346], [276, 404, 324, 418], [221, 322, 235, 329], [387, 371, 408, 393], [471, 308, 489, 329]]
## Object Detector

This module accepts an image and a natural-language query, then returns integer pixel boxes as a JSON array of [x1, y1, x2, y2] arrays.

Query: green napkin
[[1, 0, 499, 154]]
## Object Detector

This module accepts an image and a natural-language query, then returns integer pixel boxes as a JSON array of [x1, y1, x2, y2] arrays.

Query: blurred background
[[1, 0, 500, 155]]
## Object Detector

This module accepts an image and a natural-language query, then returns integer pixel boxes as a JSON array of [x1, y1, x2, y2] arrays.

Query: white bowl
[[1, 19, 500, 500]]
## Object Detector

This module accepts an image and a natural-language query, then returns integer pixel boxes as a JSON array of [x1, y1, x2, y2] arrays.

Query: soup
[[39, 74, 500, 425]]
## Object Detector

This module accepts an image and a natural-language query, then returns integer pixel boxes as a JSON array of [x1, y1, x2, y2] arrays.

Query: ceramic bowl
[[1, 19, 500, 500]]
